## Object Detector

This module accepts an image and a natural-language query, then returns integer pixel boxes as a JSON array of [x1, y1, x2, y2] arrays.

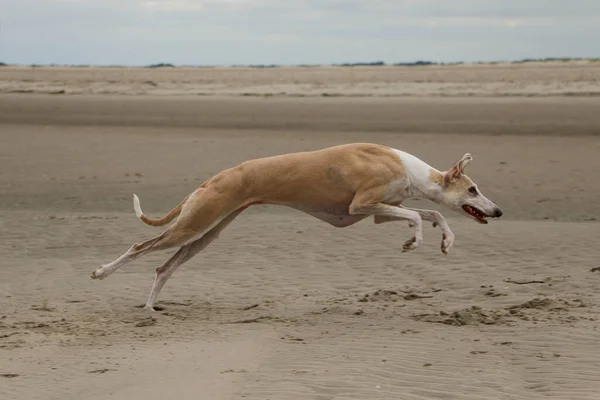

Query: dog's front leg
[[375, 207, 454, 254], [350, 203, 423, 251], [401, 207, 454, 254]]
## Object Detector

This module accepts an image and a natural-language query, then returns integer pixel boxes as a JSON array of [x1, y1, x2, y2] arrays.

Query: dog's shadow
[[134, 300, 193, 312]]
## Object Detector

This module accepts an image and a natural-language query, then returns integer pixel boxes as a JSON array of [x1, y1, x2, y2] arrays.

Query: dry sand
[[2, 61, 600, 98], [1, 64, 600, 400]]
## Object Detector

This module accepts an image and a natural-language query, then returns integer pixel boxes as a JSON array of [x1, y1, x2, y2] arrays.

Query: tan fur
[[445, 174, 475, 192], [138, 195, 189, 226], [168, 143, 409, 234], [428, 168, 444, 186]]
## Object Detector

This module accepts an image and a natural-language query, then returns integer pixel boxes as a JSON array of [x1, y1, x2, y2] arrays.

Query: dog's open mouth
[[462, 205, 489, 224]]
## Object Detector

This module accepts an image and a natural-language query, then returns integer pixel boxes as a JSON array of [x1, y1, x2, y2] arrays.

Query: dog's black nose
[[494, 208, 503, 218]]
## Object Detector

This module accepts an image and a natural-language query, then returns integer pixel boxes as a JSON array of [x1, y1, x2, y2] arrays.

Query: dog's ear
[[457, 153, 473, 173], [445, 153, 472, 184]]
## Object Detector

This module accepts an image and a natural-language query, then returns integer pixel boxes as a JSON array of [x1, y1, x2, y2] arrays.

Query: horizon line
[[1, 57, 599, 69]]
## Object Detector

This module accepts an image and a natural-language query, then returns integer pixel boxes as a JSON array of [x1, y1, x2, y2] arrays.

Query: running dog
[[91, 143, 502, 310]]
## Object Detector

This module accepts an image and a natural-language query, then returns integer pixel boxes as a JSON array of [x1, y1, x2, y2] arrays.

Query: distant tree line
[[0, 57, 597, 68]]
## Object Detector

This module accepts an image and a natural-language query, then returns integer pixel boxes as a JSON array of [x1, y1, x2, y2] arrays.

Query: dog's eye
[[468, 186, 478, 195]]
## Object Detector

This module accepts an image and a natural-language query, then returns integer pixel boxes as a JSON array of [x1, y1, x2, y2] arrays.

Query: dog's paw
[[91, 268, 106, 280], [441, 232, 455, 255], [402, 236, 422, 252]]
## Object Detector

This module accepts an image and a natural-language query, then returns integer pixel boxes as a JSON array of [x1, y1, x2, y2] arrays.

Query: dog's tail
[[133, 194, 188, 227]]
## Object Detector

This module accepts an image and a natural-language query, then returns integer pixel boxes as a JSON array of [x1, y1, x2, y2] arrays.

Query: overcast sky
[[2, 0, 599, 66]]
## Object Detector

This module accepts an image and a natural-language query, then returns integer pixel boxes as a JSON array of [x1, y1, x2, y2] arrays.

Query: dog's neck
[[410, 170, 444, 203], [398, 151, 444, 203]]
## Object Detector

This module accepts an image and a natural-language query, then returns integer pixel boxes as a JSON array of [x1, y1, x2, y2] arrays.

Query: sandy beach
[[1, 63, 599, 400]]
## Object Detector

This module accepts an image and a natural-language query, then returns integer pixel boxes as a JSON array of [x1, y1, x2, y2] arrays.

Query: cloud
[[136, 0, 276, 12], [1, 0, 599, 65], [139, 1, 206, 12], [384, 16, 557, 28]]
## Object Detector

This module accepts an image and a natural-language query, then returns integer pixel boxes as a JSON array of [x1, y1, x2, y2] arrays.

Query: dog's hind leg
[[91, 228, 198, 280], [144, 207, 246, 311], [93, 182, 246, 283]]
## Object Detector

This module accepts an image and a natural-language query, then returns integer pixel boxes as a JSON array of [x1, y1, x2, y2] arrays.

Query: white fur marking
[[133, 193, 143, 220], [391, 149, 432, 185], [391, 148, 442, 201]]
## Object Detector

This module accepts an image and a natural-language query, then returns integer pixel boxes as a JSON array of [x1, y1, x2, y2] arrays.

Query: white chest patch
[[388, 148, 440, 200], [391, 149, 431, 184]]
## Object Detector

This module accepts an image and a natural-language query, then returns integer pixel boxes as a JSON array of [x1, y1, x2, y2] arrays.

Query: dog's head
[[438, 153, 503, 224]]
